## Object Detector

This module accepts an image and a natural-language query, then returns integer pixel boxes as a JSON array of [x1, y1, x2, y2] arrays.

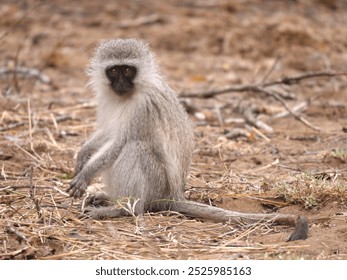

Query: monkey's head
[[88, 38, 158, 98]]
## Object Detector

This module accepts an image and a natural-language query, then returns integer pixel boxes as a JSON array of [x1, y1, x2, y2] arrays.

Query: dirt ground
[[0, 0, 346, 260]]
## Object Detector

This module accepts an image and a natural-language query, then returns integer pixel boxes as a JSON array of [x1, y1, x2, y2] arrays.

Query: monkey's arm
[[67, 140, 124, 198], [74, 132, 105, 175]]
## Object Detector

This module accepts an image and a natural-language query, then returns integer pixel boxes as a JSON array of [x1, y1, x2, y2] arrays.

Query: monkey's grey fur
[[67, 38, 308, 241]]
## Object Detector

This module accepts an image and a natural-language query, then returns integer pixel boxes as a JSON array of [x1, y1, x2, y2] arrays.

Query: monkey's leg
[[86, 141, 168, 219], [170, 201, 308, 241]]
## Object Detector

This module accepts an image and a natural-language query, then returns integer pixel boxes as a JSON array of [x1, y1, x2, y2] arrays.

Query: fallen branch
[[0, 246, 30, 259], [181, 84, 258, 99], [117, 14, 163, 29], [243, 106, 273, 133], [256, 87, 321, 131], [0, 66, 51, 84], [249, 126, 271, 142], [262, 71, 347, 87], [180, 71, 347, 98], [181, 71, 346, 131], [225, 128, 250, 140], [0, 122, 25, 132], [5, 225, 27, 243], [272, 92, 323, 119]]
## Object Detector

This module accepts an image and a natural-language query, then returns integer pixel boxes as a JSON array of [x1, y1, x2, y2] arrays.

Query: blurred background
[[0, 0, 346, 259]]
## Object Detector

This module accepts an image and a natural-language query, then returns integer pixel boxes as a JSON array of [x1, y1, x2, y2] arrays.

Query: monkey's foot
[[286, 216, 309, 241], [83, 206, 129, 220], [85, 192, 112, 207], [83, 206, 107, 219]]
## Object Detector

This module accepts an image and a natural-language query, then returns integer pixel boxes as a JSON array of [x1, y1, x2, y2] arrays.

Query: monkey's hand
[[67, 173, 89, 198]]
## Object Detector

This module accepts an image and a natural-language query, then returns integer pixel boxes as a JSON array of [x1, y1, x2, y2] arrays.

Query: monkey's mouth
[[111, 84, 134, 96]]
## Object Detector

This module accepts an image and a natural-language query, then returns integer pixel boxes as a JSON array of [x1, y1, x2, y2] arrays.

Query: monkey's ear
[[85, 64, 93, 77], [85, 58, 101, 77]]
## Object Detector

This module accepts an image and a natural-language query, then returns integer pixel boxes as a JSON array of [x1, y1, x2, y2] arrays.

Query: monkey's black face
[[105, 65, 137, 96]]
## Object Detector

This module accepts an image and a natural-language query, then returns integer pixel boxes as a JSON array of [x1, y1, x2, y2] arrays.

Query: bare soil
[[0, 0, 346, 259]]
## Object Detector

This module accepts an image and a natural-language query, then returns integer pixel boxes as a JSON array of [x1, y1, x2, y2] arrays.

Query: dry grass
[[1, 62, 346, 261], [0, 112, 311, 260], [0, 180, 305, 260], [3, 92, 347, 259], [276, 173, 347, 209]]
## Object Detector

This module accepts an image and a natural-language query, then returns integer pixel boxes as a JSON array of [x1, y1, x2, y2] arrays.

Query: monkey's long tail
[[169, 200, 308, 242]]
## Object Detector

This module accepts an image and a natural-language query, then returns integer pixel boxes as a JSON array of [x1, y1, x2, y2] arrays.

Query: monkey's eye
[[107, 67, 118, 78], [123, 66, 136, 78]]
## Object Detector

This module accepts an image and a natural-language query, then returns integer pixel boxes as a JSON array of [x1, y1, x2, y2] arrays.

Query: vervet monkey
[[67, 38, 308, 241]]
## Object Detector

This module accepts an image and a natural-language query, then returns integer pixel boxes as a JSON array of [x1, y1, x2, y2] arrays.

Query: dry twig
[[5, 225, 27, 243], [0, 247, 30, 259], [117, 14, 163, 29], [272, 92, 323, 119], [0, 67, 51, 84], [181, 71, 346, 131], [255, 87, 321, 131], [0, 122, 25, 132], [180, 71, 346, 99], [28, 166, 43, 222]]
